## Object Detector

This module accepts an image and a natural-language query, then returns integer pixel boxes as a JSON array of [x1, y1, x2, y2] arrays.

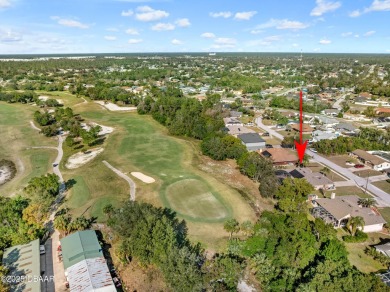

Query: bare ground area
[[131, 172, 155, 184], [195, 155, 274, 216], [95, 101, 137, 111], [65, 148, 104, 169], [0, 160, 17, 186]]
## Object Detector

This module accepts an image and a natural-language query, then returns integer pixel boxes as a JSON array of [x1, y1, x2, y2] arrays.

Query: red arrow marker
[[295, 90, 307, 163]]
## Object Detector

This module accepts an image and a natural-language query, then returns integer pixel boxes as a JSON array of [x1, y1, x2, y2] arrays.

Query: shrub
[[343, 230, 368, 243]]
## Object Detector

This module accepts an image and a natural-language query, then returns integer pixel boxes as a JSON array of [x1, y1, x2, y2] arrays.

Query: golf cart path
[[30, 120, 41, 131], [103, 160, 136, 201]]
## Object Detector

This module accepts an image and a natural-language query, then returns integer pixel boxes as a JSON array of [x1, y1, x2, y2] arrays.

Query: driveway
[[40, 239, 55, 292]]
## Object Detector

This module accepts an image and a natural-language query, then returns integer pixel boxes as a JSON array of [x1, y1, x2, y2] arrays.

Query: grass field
[[0, 102, 57, 196], [379, 207, 390, 224], [70, 102, 255, 248], [373, 181, 390, 194]]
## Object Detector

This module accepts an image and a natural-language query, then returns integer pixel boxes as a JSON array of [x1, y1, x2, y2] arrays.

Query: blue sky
[[0, 0, 389, 54]]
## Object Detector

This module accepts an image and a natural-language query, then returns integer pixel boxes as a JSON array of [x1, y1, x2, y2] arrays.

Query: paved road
[[332, 94, 347, 110], [103, 160, 136, 201], [255, 117, 390, 207]]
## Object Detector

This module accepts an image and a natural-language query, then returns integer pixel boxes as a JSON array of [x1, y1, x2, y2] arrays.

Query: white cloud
[[104, 36, 117, 41], [0, 30, 22, 42], [175, 18, 191, 27], [234, 11, 257, 20], [349, 0, 390, 17], [201, 32, 216, 38], [0, 0, 11, 8], [256, 19, 309, 30], [135, 6, 169, 21], [51, 16, 89, 29], [364, 30, 376, 36], [106, 27, 119, 32], [171, 39, 183, 45], [250, 30, 263, 34], [349, 10, 362, 17], [209, 11, 232, 18], [121, 10, 134, 16], [212, 37, 237, 48], [125, 28, 139, 35], [367, 0, 390, 12], [355, 34, 360, 38], [292, 43, 299, 47], [341, 32, 353, 37], [247, 35, 281, 46], [310, 0, 341, 16], [128, 38, 143, 44], [151, 22, 175, 31], [319, 39, 332, 44]]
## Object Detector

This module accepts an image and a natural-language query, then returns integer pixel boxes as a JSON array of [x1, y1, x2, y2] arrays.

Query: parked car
[[262, 132, 270, 137], [265, 144, 273, 148], [113, 277, 122, 288], [52, 163, 58, 167], [309, 148, 318, 153], [40, 245, 46, 255], [354, 164, 365, 168]]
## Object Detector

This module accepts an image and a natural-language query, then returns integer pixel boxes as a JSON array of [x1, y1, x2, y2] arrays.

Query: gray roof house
[[237, 133, 266, 151], [375, 243, 390, 257], [290, 167, 335, 190], [311, 195, 386, 232]]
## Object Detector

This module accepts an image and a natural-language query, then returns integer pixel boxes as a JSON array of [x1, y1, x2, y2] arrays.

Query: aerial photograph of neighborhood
[[1, 0, 390, 291]]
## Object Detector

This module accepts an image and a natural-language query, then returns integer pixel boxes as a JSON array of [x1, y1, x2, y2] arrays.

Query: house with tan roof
[[311, 195, 386, 232], [290, 167, 335, 190], [351, 149, 390, 171], [261, 148, 297, 166]]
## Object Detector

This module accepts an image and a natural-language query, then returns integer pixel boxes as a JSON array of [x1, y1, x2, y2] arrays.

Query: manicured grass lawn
[[339, 230, 390, 273], [36, 91, 87, 107], [326, 154, 357, 168], [72, 102, 256, 249], [334, 186, 373, 198], [373, 181, 390, 194], [354, 169, 383, 178], [379, 207, 390, 224], [165, 179, 231, 222], [66, 176, 91, 209], [0, 102, 57, 196]]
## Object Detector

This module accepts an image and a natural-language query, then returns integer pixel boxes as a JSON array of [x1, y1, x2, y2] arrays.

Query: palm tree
[[346, 216, 365, 236], [54, 214, 71, 236], [224, 219, 240, 239], [358, 198, 376, 208], [240, 220, 253, 237], [320, 166, 331, 178]]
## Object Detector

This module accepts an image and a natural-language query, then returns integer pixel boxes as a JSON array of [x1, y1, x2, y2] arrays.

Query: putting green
[[165, 179, 230, 222]]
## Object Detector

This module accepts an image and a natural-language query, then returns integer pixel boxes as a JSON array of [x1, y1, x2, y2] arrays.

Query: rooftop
[[60, 230, 103, 270], [261, 148, 297, 164], [352, 149, 387, 166], [2, 239, 41, 292], [290, 167, 334, 187], [315, 195, 386, 225], [238, 133, 265, 144], [224, 125, 255, 136], [66, 257, 116, 292]]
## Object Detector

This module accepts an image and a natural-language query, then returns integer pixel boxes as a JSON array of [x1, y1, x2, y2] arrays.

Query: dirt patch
[[38, 95, 49, 101], [196, 155, 274, 215], [0, 159, 17, 186], [131, 172, 155, 184], [81, 122, 114, 136], [119, 260, 170, 292], [95, 101, 137, 112], [66, 148, 104, 169]]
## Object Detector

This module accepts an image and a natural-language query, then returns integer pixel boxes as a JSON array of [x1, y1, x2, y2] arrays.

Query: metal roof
[[2, 239, 41, 292], [60, 230, 103, 270], [66, 257, 116, 292]]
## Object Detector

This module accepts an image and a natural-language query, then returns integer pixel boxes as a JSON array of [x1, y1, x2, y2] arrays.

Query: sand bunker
[[38, 95, 49, 101], [66, 148, 104, 169], [0, 160, 17, 186], [95, 101, 137, 111], [81, 122, 114, 136], [131, 172, 155, 184]]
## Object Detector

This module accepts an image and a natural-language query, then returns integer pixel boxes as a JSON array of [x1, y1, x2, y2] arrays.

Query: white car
[[40, 245, 46, 255], [309, 148, 318, 153]]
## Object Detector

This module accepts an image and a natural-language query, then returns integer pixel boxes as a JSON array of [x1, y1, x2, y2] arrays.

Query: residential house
[[311, 195, 386, 232], [224, 126, 255, 137], [60, 230, 116, 292], [290, 167, 335, 190], [322, 109, 340, 116], [375, 242, 390, 257], [334, 122, 357, 133], [316, 116, 339, 128], [290, 123, 313, 134], [237, 133, 266, 151], [223, 117, 243, 127], [351, 149, 390, 171], [261, 148, 297, 165], [311, 130, 339, 142], [230, 111, 243, 118], [376, 108, 390, 115], [2, 239, 43, 292]]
